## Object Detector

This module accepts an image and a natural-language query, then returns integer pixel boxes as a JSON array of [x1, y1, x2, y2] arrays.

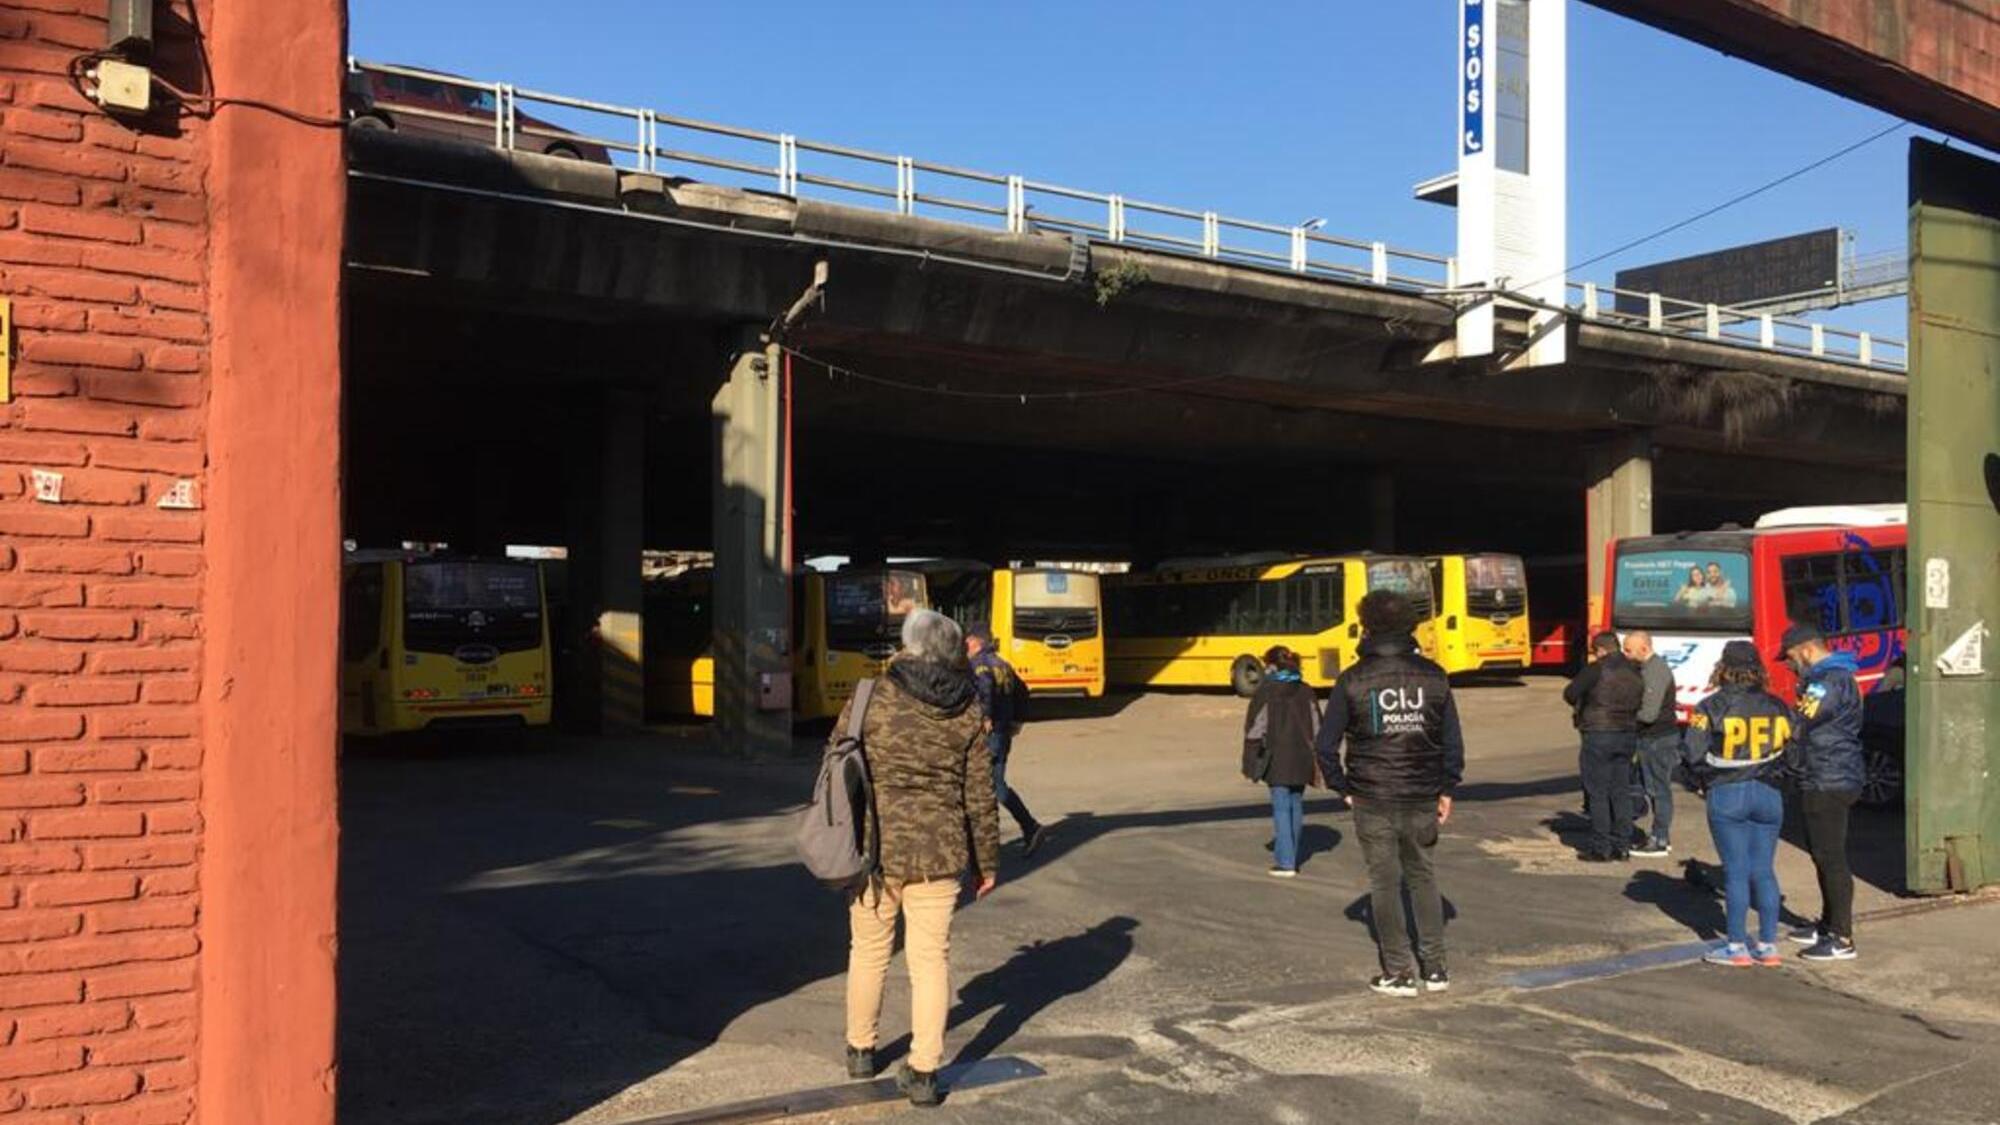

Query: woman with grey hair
[[838, 608, 1000, 1107]]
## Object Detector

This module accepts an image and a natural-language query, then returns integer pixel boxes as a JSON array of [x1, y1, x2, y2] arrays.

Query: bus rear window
[[1014, 572, 1100, 641], [827, 571, 927, 648], [1614, 549, 1751, 630], [1368, 559, 1434, 618], [404, 561, 543, 654], [1465, 555, 1526, 617]]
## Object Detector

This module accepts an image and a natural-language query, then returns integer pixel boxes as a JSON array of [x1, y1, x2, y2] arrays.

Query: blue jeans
[[1269, 785, 1305, 870], [988, 730, 1038, 835], [1706, 779, 1783, 948]]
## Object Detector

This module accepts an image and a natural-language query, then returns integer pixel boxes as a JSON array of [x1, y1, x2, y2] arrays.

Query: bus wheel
[[1859, 745, 1903, 809], [1230, 655, 1263, 698]]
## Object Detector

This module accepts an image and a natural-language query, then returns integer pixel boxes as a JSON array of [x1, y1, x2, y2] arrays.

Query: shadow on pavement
[[338, 729, 837, 1125], [1014, 797, 1351, 878], [1343, 891, 1460, 956], [871, 916, 1141, 1070], [1624, 867, 1725, 940]]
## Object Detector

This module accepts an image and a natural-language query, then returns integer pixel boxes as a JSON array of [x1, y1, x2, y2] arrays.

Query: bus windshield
[[403, 560, 543, 653], [826, 570, 927, 649], [1014, 571, 1100, 640], [1613, 548, 1752, 631], [1367, 558, 1434, 617]]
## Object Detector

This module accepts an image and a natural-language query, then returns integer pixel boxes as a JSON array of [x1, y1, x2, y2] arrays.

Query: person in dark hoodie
[[1779, 622, 1865, 963], [1315, 591, 1464, 998], [1564, 631, 1644, 861], [837, 609, 999, 1108], [1243, 645, 1322, 878], [1682, 641, 1794, 967]]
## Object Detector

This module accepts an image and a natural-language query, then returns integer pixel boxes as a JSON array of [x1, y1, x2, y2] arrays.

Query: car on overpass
[[345, 66, 612, 163]]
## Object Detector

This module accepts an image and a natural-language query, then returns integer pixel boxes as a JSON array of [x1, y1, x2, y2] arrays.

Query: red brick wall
[[2, 4, 211, 1123]]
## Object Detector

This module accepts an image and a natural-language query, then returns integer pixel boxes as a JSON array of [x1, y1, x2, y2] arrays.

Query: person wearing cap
[[1779, 622, 1865, 962], [1242, 645, 1322, 878], [966, 624, 1047, 856], [1682, 640, 1794, 967]]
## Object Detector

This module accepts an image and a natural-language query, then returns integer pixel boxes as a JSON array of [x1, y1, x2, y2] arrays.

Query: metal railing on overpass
[[347, 59, 1908, 375]]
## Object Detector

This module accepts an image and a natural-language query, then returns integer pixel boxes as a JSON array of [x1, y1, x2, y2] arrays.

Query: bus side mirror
[[1348, 623, 1360, 640]]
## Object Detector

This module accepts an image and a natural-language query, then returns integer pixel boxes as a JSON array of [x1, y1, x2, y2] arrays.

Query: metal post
[[1108, 195, 1126, 243], [1201, 211, 1219, 258], [895, 157, 915, 215], [1705, 304, 1721, 339], [1859, 332, 1873, 366], [1582, 282, 1599, 320], [1006, 175, 1026, 234], [1289, 227, 1308, 273], [1371, 242, 1389, 285], [1446, 257, 1458, 289], [1812, 323, 1827, 356], [637, 109, 655, 172], [492, 81, 505, 148], [777, 134, 799, 196], [1759, 313, 1775, 349], [1647, 293, 1663, 331]]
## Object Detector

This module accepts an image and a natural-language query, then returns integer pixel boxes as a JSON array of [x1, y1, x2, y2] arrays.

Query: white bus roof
[[1754, 504, 1907, 530]]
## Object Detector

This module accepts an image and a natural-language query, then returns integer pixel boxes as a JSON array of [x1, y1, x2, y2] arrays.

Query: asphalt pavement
[[336, 679, 2000, 1125]]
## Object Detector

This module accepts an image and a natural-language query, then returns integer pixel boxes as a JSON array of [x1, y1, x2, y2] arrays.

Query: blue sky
[[350, 1, 1950, 342]]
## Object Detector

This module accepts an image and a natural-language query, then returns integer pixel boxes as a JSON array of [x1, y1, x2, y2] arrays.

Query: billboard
[[1614, 228, 1841, 315]]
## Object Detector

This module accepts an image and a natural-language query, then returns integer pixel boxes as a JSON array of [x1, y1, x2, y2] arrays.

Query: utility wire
[[1527, 118, 1909, 292]]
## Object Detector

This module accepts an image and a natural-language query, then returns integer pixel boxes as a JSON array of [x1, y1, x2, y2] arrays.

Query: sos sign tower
[[1455, 0, 1567, 368]]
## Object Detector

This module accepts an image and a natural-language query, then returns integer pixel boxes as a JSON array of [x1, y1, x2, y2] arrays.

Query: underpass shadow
[[876, 916, 1140, 1070]]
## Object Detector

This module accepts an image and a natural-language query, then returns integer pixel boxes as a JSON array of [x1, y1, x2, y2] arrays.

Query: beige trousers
[[846, 877, 958, 1072]]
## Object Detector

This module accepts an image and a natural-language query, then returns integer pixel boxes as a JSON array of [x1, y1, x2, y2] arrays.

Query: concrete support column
[[1584, 431, 1654, 629], [712, 329, 793, 756], [562, 390, 646, 733], [1367, 470, 1397, 553]]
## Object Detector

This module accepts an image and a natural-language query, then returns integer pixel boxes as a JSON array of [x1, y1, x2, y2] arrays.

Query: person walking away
[[1564, 631, 1644, 861], [1682, 641, 1793, 967], [1781, 623, 1865, 962], [1315, 591, 1464, 997], [1242, 645, 1322, 878], [840, 610, 1000, 1107], [1626, 630, 1680, 857], [966, 625, 1047, 855]]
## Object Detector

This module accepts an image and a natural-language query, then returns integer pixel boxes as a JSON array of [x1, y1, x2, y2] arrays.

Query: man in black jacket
[[1780, 622, 1865, 962], [1315, 590, 1465, 998], [1564, 631, 1644, 862]]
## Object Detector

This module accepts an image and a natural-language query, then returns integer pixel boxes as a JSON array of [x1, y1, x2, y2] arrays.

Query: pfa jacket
[[1791, 652, 1866, 793], [1314, 633, 1465, 801], [1681, 683, 1792, 790]]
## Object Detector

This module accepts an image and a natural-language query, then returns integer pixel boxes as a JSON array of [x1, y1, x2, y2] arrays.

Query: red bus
[[1602, 505, 1907, 721]]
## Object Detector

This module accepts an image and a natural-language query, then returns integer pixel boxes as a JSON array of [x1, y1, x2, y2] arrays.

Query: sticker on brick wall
[[32, 469, 63, 503], [157, 478, 199, 510]]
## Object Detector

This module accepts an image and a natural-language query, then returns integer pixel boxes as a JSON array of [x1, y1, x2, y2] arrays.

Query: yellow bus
[[1426, 553, 1532, 675], [921, 562, 1106, 698], [340, 553, 553, 735], [644, 565, 929, 721], [1104, 554, 1437, 695]]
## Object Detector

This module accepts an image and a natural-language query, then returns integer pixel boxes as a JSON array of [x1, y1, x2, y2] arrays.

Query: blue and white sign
[[1462, 0, 1486, 156]]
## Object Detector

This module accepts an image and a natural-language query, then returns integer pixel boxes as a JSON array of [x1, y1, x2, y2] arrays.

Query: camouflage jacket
[[834, 658, 999, 883]]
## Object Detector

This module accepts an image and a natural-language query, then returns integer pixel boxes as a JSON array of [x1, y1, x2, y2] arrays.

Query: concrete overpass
[[344, 126, 1906, 747]]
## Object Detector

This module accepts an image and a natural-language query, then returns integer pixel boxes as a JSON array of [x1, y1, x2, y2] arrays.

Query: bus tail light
[[402, 688, 440, 700]]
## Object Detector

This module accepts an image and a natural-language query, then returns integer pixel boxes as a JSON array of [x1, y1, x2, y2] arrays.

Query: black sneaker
[[1020, 824, 1049, 857], [1369, 973, 1419, 998], [1421, 968, 1450, 993], [845, 1045, 875, 1080], [897, 1062, 942, 1107], [1787, 925, 1825, 946], [1799, 935, 1858, 962], [1630, 839, 1671, 858]]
